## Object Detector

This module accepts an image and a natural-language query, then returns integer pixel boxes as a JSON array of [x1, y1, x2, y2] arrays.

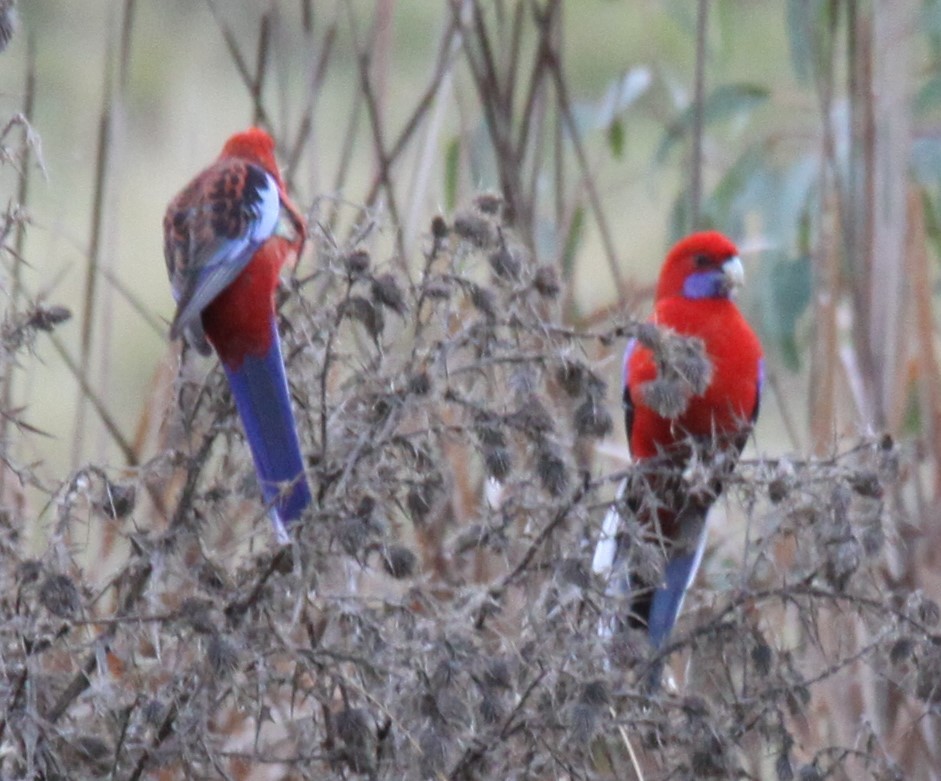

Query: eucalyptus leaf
[[656, 83, 770, 163]]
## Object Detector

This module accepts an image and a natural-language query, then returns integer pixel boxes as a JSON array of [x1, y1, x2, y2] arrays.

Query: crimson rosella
[[164, 128, 312, 539], [593, 231, 763, 651]]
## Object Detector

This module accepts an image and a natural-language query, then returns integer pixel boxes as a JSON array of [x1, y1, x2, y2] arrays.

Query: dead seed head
[[557, 557, 590, 588], [407, 369, 432, 396], [536, 446, 568, 496], [335, 708, 375, 775], [469, 283, 497, 320], [823, 537, 860, 591], [508, 396, 554, 437], [39, 573, 81, 618], [556, 360, 586, 397], [341, 295, 384, 338], [849, 471, 882, 499], [532, 264, 561, 298], [634, 322, 662, 351], [473, 191, 504, 216], [17, 558, 42, 584], [421, 279, 451, 300], [751, 639, 773, 676], [483, 445, 512, 480], [798, 765, 823, 781], [573, 396, 613, 438], [672, 344, 713, 396], [179, 597, 217, 634], [381, 544, 417, 578], [489, 246, 522, 280], [453, 212, 497, 248], [344, 248, 371, 274], [207, 633, 240, 676], [97, 480, 136, 519], [474, 412, 506, 448], [637, 376, 690, 418], [889, 637, 914, 665], [371, 272, 407, 314], [431, 214, 449, 239], [917, 597, 941, 627], [916, 646, 941, 703]]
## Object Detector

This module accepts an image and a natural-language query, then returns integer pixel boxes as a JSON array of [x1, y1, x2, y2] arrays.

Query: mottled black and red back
[[163, 157, 283, 352]]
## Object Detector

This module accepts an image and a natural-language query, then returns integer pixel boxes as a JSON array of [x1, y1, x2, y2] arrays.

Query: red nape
[[202, 242, 287, 370]]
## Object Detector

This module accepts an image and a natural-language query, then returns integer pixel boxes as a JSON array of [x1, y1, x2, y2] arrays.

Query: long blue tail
[[223, 320, 312, 537], [647, 543, 706, 649]]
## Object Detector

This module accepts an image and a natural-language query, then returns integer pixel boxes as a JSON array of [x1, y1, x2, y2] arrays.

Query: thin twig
[[690, 0, 709, 229]]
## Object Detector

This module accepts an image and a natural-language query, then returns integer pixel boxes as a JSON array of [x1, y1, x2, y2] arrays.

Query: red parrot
[[593, 231, 763, 650], [163, 128, 312, 539]]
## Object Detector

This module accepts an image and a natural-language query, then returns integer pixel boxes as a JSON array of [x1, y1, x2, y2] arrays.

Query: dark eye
[[694, 253, 711, 268]]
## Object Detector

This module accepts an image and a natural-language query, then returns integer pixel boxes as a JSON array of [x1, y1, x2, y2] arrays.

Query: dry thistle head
[[536, 444, 568, 497], [431, 214, 449, 239], [343, 248, 371, 274], [380, 544, 417, 578], [453, 211, 497, 248], [407, 369, 432, 396], [489, 246, 523, 280], [96, 479, 136, 519], [532, 264, 561, 298], [473, 191, 504, 216], [483, 446, 512, 480], [573, 395, 613, 438], [39, 573, 81, 618], [207, 633, 240, 676], [334, 708, 376, 775], [507, 395, 554, 438], [468, 282, 497, 320], [636, 376, 690, 418], [371, 272, 408, 315], [341, 295, 384, 339], [556, 360, 587, 397]]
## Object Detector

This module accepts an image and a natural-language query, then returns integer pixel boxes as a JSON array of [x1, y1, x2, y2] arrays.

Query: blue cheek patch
[[682, 269, 726, 299]]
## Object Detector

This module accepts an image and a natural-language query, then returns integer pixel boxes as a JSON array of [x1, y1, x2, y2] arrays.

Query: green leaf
[[917, 74, 941, 115], [755, 253, 812, 371], [785, 0, 838, 85], [656, 83, 770, 163], [911, 137, 941, 188], [607, 118, 625, 159], [561, 206, 585, 281], [702, 143, 769, 233], [571, 67, 652, 136], [444, 137, 460, 213]]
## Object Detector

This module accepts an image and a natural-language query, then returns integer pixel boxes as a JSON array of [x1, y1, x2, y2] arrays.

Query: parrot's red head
[[219, 128, 283, 186], [655, 230, 744, 302]]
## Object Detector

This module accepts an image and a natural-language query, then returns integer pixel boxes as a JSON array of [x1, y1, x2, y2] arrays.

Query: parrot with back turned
[[163, 128, 312, 539], [592, 230, 763, 653]]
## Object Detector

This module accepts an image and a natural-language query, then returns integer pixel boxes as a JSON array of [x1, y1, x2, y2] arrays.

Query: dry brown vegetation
[[2, 1, 941, 779]]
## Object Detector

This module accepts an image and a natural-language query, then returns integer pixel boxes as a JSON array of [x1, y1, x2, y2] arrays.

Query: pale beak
[[722, 255, 745, 294]]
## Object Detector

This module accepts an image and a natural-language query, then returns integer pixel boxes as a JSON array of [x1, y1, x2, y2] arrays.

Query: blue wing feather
[[223, 320, 312, 535]]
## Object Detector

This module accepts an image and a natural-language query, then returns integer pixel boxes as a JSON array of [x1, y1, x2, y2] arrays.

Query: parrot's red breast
[[626, 231, 762, 460]]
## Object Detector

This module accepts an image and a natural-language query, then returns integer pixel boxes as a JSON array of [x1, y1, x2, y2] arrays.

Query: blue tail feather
[[647, 549, 703, 649], [223, 320, 311, 534]]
